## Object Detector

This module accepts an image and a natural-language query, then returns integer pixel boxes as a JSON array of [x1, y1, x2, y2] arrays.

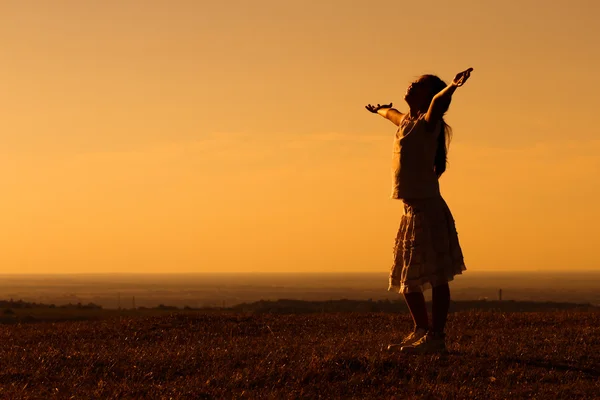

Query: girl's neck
[[407, 105, 428, 119]]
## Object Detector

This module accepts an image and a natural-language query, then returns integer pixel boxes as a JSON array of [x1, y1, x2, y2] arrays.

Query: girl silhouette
[[366, 68, 473, 354]]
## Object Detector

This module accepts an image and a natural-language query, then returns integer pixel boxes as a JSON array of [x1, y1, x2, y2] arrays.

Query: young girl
[[365, 68, 472, 354]]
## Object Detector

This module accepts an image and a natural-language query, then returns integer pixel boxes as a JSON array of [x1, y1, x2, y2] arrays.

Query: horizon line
[[0, 269, 599, 276]]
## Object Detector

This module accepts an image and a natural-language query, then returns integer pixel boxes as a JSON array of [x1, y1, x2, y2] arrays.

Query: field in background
[[1, 298, 595, 325], [1, 310, 599, 399], [1, 271, 599, 309]]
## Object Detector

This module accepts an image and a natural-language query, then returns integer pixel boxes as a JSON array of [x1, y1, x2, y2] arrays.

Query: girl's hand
[[452, 68, 473, 87], [365, 103, 393, 113]]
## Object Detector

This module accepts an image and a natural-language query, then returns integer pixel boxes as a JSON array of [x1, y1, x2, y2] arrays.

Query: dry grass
[[1, 310, 599, 399]]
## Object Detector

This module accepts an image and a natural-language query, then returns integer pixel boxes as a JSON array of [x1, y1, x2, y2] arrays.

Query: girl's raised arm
[[365, 103, 404, 126], [425, 68, 473, 125]]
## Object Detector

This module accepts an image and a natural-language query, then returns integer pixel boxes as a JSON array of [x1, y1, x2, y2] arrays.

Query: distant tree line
[[2, 298, 596, 315], [229, 299, 597, 314], [0, 299, 102, 310]]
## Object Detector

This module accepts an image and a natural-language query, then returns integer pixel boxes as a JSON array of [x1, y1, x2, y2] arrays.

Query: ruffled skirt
[[388, 196, 466, 293]]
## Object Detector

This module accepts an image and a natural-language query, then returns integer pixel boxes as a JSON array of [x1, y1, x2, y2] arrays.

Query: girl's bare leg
[[432, 283, 450, 333], [403, 292, 429, 330]]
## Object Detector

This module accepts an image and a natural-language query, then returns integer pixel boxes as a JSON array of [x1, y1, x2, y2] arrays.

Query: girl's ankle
[[428, 330, 445, 338]]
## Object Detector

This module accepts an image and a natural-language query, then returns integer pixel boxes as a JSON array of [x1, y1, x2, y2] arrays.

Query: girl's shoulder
[[399, 113, 427, 132], [399, 114, 441, 142]]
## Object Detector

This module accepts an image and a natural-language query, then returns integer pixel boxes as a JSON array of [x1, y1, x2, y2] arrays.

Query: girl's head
[[405, 74, 453, 177], [404, 74, 449, 111]]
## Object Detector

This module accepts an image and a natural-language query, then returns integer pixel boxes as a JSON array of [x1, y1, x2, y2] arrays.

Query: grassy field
[[1, 310, 599, 399]]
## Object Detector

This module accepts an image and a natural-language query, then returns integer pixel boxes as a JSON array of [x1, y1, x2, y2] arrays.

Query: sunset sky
[[1, 0, 599, 274]]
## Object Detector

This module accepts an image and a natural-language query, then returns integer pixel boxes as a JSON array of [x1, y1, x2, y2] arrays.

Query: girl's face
[[404, 77, 432, 109]]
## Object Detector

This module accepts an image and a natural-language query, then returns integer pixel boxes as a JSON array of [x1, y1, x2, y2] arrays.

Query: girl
[[365, 68, 472, 354]]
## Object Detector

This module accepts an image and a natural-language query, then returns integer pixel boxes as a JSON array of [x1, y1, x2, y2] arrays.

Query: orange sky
[[1, 0, 599, 273]]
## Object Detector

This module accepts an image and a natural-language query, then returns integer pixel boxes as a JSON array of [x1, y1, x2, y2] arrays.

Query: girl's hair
[[420, 75, 453, 177]]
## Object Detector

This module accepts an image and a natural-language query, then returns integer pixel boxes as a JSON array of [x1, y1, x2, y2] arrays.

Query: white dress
[[388, 114, 466, 293]]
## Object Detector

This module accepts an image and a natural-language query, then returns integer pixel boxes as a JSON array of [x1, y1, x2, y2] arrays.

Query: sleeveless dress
[[388, 114, 466, 293]]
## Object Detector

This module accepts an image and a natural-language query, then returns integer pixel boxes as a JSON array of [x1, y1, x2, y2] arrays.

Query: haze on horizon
[[1, 1, 599, 274]]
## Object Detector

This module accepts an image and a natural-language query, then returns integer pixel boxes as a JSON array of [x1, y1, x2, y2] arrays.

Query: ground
[[1, 310, 599, 399]]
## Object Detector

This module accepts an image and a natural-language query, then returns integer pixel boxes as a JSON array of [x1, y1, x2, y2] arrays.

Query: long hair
[[420, 75, 453, 178]]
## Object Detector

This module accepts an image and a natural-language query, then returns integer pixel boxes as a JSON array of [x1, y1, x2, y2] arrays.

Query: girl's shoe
[[400, 331, 447, 354], [386, 327, 427, 351]]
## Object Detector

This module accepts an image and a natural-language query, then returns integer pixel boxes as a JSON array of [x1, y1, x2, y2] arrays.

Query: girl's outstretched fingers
[[366, 104, 378, 113], [365, 103, 393, 113], [452, 68, 473, 87]]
